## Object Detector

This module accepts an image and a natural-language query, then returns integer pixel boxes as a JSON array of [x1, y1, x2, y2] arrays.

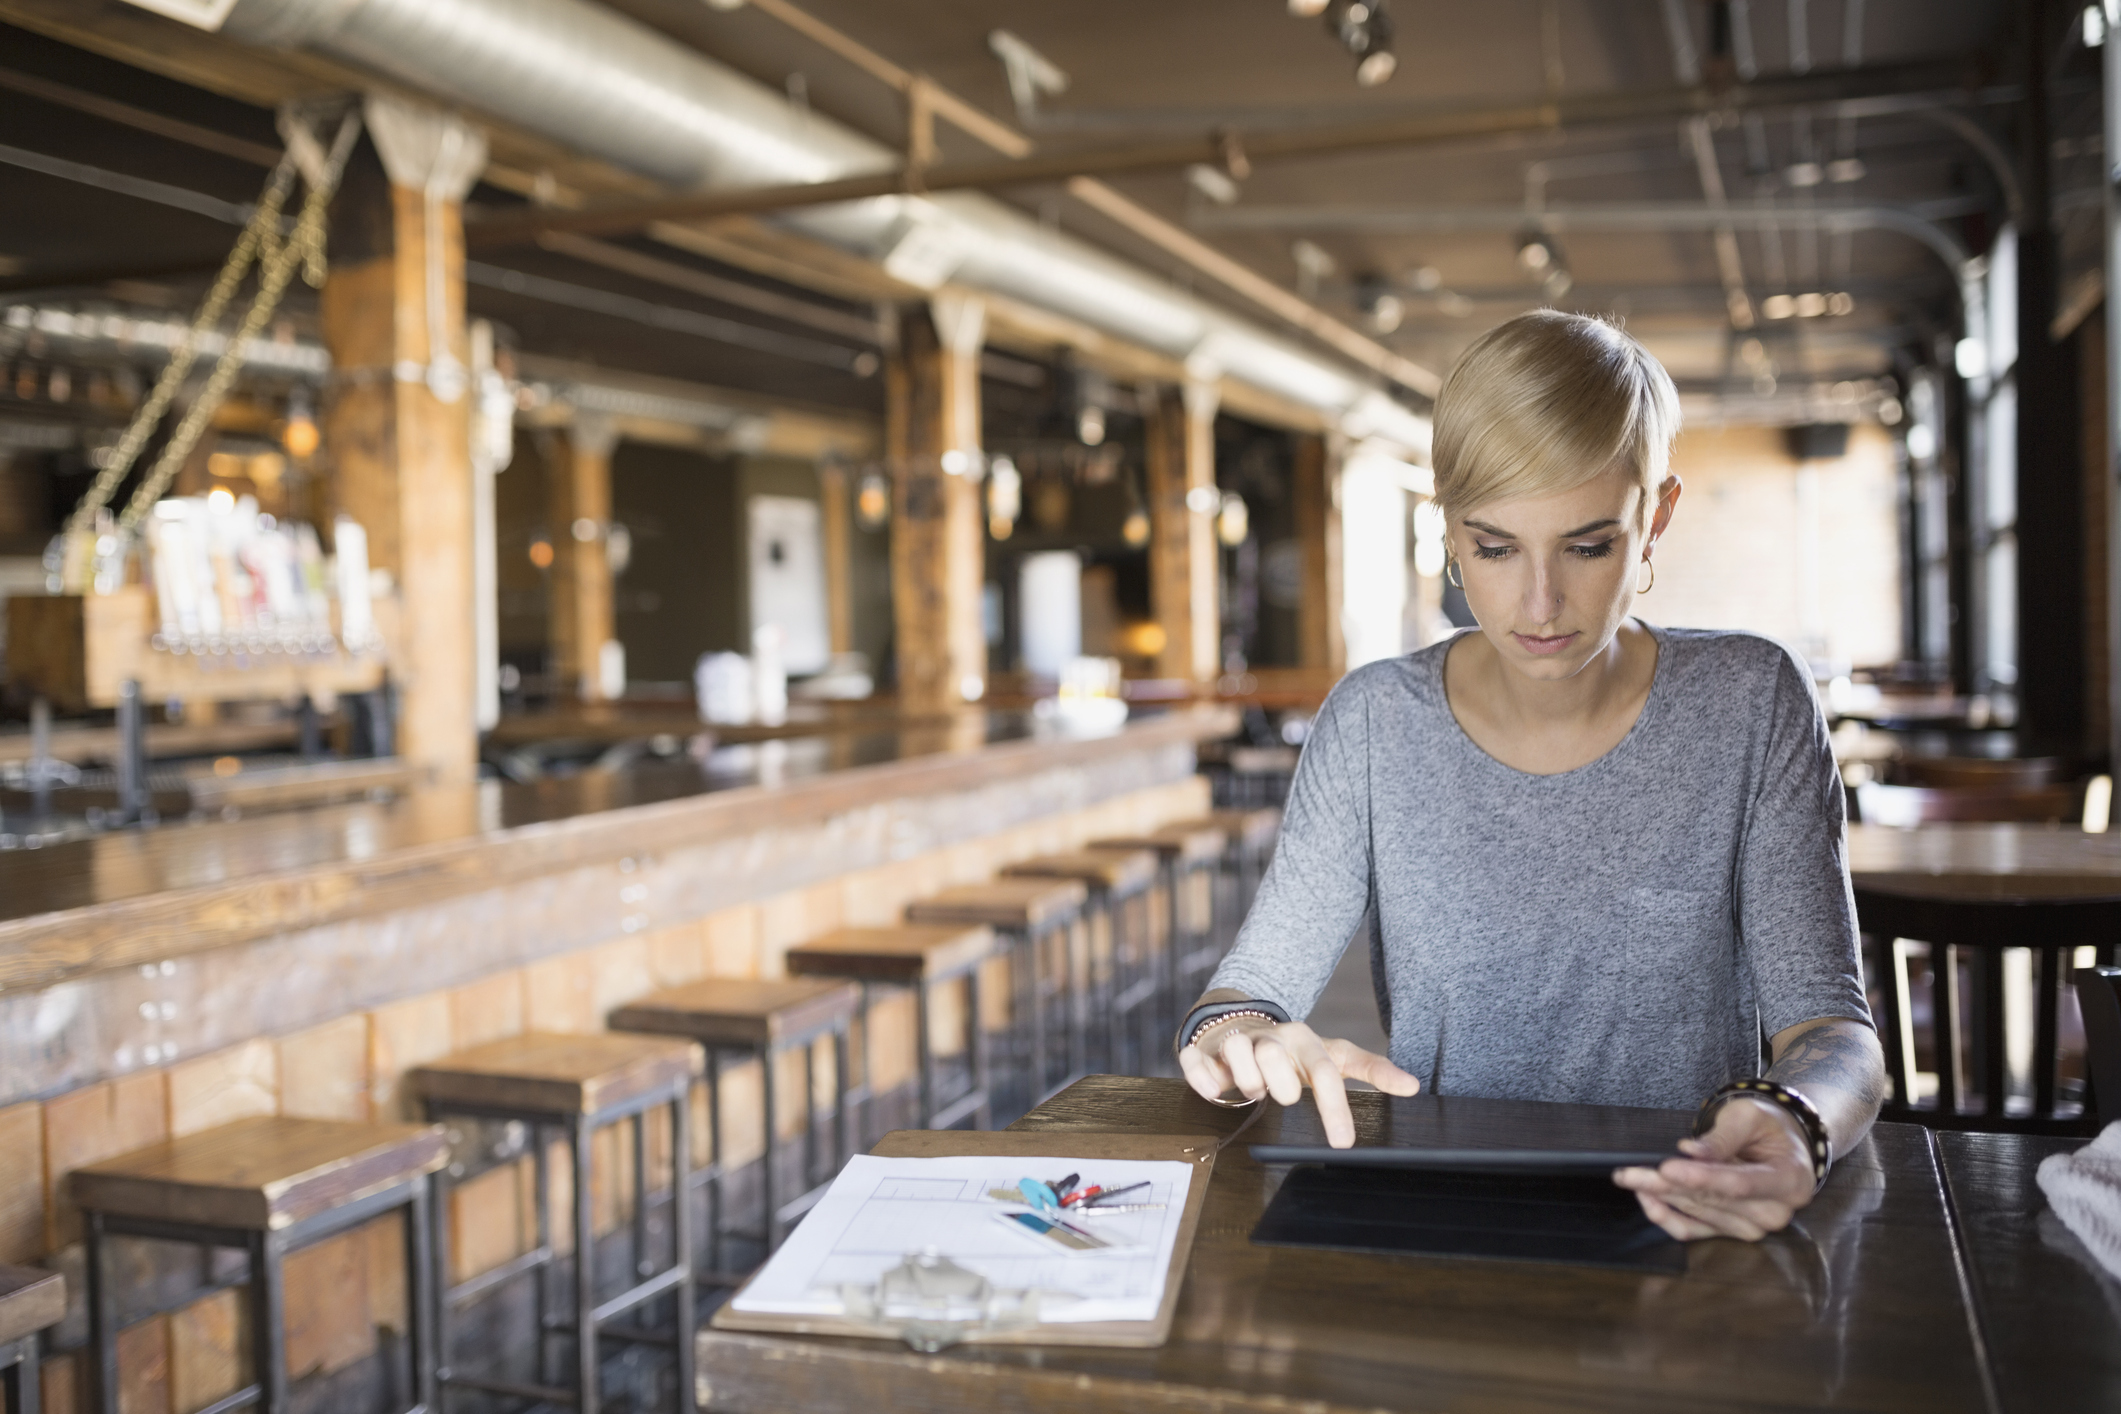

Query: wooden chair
[[0, 1266, 63, 1414], [72, 1117, 445, 1414], [784, 925, 995, 1132], [1858, 890, 2121, 1134], [1090, 824, 1228, 1053], [1002, 849, 1160, 1077], [1853, 781, 2085, 827], [411, 1033, 701, 1414], [2077, 966, 2121, 1127], [608, 978, 861, 1263], [904, 877, 1087, 1122]]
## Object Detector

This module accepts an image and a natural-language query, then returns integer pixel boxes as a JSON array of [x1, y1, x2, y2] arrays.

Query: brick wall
[[3, 774, 1208, 1414]]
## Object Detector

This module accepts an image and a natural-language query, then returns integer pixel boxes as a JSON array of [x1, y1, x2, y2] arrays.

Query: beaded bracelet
[[1694, 1078, 1833, 1193], [1173, 999, 1292, 1064]]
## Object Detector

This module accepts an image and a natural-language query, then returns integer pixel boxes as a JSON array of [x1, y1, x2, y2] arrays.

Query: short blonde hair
[[1430, 309, 1681, 526]]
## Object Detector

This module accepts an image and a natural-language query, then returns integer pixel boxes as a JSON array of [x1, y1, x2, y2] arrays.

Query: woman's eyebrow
[[1463, 519, 1515, 537], [1560, 518, 1621, 537]]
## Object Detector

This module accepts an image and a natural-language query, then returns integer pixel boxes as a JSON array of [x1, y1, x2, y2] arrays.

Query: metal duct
[[218, 0, 1430, 451]]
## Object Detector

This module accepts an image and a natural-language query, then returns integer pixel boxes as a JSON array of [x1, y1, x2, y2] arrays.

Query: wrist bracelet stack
[[1695, 1078, 1833, 1193], [1173, 999, 1291, 1063]]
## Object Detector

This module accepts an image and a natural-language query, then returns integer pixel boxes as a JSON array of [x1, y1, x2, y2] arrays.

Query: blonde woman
[[1177, 310, 1885, 1243]]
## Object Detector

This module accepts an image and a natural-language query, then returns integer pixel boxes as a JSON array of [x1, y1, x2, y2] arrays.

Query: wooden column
[[817, 462, 855, 657], [1145, 382, 1221, 683], [886, 294, 986, 714], [320, 98, 486, 785], [1294, 432, 1347, 677], [550, 415, 618, 702]]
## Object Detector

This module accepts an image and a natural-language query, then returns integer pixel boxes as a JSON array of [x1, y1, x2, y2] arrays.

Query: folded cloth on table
[[2038, 1121, 2121, 1281]]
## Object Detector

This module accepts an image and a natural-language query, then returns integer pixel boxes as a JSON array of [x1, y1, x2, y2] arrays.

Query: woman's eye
[[1569, 541, 1616, 559], [1472, 543, 1511, 560]]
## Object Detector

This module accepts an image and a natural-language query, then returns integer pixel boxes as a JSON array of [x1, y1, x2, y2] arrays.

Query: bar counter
[[0, 705, 1234, 1107]]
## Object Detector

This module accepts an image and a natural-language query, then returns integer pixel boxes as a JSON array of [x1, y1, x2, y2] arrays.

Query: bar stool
[[608, 978, 861, 1267], [904, 878, 1088, 1122], [1091, 823, 1228, 1061], [411, 1033, 699, 1414], [785, 925, 995, 1132], [0, 1266, 63, 1414], [1002, 849, 1159, 1077], [1205, 807, 1282, 946], [74, 1117, 445, 1414]]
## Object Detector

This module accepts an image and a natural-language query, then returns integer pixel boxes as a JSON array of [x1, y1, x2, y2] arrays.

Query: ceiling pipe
[[216, 0, 1432, 446]]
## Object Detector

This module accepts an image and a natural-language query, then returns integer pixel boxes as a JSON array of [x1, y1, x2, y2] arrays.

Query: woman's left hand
[[1610, 1096, 1816, 1241]]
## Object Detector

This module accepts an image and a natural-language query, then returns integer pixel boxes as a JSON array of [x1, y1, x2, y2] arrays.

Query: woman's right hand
[[1178, 1016, 1421, 1148]]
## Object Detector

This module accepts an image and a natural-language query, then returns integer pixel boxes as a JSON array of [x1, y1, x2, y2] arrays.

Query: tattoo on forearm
[[1769, 1022, 1888, 1107]]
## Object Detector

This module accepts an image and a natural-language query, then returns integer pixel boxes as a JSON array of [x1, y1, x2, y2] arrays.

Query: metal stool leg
[[533, 1127, 555, 1386], [570, 1116, 598, 1414], [760, 1049, 781, 1250], [915, 980, 935, 1126], [704, 1054, 723, 1279], [403, 1180, 437, 1414], [832, 1024, 851, 1174], [5, 1335, 41, 1414], [669, 1090, 695, 1414], [84, 1212, 116, 1414], [631, 1114, 651, 1280], [249, 1231, 288, 1414], [967, 966, 991, 1129]]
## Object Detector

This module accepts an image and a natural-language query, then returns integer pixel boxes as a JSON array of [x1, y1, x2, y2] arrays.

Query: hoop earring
[[1445, 558, 1464, 590], [1637, 556, 1656, 595]]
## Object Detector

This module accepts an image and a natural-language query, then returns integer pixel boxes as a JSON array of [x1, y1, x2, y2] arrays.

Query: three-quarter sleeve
[[1206, 668, 1378, 1021], [1736, 651, 1873, 1038]]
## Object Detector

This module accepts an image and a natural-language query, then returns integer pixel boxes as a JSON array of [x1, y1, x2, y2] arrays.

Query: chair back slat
[[2077, 966, 2121, 1126]]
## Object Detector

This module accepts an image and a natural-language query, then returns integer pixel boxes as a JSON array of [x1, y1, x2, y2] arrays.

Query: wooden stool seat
[[0, 1267, 63, 1348], [1002, 849, 1157, 894], [415, 1033, 699, 1414], [71, 1116, 446, 1232], [0, 1264, 61, 1414], [785, 924, 994, 984], [787, 925, 996, 1132], [610, 977, 859, 1049], [411, 1031, 702, 1116], [904, 878, 1086, 930], [1089, 824, 1226, 866], [74, 1118, 442, 1414]]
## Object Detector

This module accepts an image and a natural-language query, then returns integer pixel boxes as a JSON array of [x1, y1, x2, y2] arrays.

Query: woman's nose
[[1523, 562, 1563, 625]]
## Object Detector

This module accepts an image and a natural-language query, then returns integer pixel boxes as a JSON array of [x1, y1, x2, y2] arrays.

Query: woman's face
[[1449, 463, 1680, 682]]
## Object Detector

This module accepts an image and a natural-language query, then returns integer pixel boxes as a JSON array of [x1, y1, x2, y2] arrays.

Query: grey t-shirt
[[1209, 624, 1872, 1111]]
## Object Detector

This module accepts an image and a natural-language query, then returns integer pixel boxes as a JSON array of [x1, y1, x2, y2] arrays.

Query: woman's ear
[[1648, 474, 1683, 544]]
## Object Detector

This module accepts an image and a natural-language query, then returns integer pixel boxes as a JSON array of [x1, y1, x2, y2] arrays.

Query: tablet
[[1249, 1144, 1675, 1175]]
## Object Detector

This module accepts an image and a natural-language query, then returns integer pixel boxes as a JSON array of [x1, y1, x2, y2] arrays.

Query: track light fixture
[[1516, 229, 1557, 273], [1323, 0, 1396, 86]]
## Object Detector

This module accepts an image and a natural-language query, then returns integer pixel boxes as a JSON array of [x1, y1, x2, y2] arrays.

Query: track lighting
[[1353, 274, 1403, 333], [1325, 0, 1396, 86], [1516, 229, 1558, 273]]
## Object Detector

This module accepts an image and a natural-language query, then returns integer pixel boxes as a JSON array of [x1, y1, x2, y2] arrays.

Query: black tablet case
[[1250, 1162, 1688, 1272]]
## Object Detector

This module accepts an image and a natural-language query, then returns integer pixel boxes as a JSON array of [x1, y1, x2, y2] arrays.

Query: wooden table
[[1937, 1131, 2121, 1414], [697, 1076, 1993, 1413], [1846, 824, 2121, 1130]]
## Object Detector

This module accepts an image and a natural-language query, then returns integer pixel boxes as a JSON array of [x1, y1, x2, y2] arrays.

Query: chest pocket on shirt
[[1622, 886, 1730, 1021]]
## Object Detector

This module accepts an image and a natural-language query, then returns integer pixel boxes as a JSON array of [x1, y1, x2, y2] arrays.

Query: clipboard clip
[[837, 1248, 1079, 1352]]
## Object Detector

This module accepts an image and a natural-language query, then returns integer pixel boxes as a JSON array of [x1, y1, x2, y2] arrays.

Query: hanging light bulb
[[1077, 404, 1106, 447], [1216, 492, 1250, 547], [856, 469, 890, 529], [282, 386, 321, 459], [986, 454, 1021, 540], [1122, 508, 1150, 547]]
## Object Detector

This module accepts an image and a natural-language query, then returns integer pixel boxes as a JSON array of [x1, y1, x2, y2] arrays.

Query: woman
[[1177, 310, 1886, 1243]]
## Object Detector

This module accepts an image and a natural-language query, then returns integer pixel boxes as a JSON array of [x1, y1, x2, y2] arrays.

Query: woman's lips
[[1512, 631, 1578, 657]]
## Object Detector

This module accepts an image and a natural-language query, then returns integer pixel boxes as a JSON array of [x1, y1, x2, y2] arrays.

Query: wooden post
[[886, 294, 986, 714], [817, 462, 855, 657], [1294, 432, 1346, 677], [1146, 382, 1222, 683], [320, 97, 487, 785], [550, 415, 618, 702]]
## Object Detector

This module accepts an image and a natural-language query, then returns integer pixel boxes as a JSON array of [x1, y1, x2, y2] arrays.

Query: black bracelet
[[1173, 999, 1291, 1063], [1695, 1078, 1833, 1193]]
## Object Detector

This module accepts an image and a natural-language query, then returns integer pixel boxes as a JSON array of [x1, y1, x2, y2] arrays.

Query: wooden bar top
[[697, 1076, 1991, 1414], [0, 706, 1233, 993]]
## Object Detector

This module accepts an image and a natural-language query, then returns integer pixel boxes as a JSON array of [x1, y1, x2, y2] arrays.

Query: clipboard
[[709, 1129, 1218, 1347]]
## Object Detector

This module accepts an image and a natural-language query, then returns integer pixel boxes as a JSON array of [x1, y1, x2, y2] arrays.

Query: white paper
[[731, 1154, 1194, 1325]]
